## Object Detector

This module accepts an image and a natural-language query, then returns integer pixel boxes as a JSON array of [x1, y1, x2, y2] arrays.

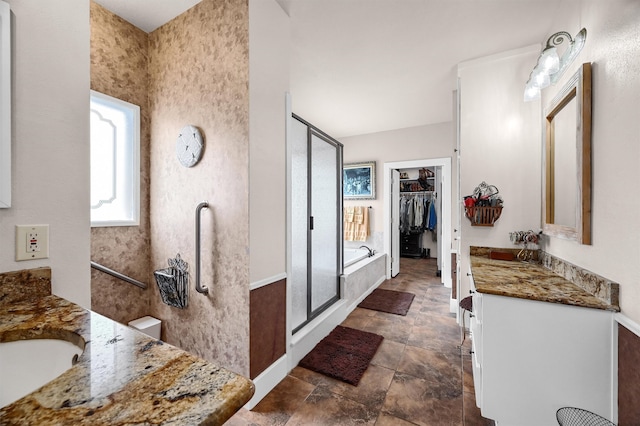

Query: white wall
[[249, 0, 289, 283], [0, 0, 91, 307], [542, 0, 640, 322], [458, 46, 542, 296], [341, 122, 455, 235]]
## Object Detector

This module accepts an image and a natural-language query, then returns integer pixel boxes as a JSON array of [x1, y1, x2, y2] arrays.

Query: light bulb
[[532, 67, 551, 89], [539, 47, 560, 74], [524, 80, 541, 102]]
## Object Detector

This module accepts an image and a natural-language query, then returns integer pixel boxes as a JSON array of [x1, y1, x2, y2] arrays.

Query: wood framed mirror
[[543, 62, 592, 244]]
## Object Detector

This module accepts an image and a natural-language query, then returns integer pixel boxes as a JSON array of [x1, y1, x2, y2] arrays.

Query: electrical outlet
[[27, 230, 41, 252], [16, 225, 49, 261]]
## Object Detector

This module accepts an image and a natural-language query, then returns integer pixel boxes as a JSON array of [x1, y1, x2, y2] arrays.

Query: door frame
[[290, 114, 344, 335], [390, 169, 400, 277], [383, 157, 452, 288]]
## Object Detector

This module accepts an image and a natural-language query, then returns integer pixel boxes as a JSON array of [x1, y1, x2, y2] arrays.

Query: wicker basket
[[154, 267, 188, 309], [465, 206, 503, 227]]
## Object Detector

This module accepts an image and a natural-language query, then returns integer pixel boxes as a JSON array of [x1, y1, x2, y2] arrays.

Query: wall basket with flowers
[[463, 182, 503, 227]]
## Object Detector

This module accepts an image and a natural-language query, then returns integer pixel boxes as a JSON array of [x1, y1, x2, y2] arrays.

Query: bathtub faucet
[[359, 245, 374, 257]]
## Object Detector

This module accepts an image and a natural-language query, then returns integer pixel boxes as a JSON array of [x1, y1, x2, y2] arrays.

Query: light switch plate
[[16, 225, 49, 261]]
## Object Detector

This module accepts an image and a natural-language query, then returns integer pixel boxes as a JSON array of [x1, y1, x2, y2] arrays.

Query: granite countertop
[[470, 255, 620, 312], [0, 275, 254, 425]]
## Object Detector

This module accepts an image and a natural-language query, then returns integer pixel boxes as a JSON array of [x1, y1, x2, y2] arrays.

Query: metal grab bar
[[91, 261, 147, 289], [195, 201, 210, 294]]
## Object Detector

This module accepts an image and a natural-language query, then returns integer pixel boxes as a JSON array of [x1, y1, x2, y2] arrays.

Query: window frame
[[90, 90, 140, 227]]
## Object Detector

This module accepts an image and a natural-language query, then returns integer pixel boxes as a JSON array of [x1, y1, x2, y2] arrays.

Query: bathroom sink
[[0, 337, 84, 407]]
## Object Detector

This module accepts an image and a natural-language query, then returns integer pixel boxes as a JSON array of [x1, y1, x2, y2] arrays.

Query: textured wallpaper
[[148, 0, 250, 376], [89, 2, 151, 324], [89, 0, 250, 377]]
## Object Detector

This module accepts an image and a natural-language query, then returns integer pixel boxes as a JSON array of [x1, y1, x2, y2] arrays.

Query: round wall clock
[[176, 125, 204, 167]]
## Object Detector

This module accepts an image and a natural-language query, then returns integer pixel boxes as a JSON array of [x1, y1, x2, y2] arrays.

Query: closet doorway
[[383, 158, 452, 288], [397, 166, 440, 269]]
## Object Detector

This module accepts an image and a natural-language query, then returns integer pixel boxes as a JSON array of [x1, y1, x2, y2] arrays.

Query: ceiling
[[92, 0, 202, 33], [94, 0, 563, 138]]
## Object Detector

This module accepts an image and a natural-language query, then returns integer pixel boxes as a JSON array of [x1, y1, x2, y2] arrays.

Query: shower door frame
[[291, 114, 343, 335]]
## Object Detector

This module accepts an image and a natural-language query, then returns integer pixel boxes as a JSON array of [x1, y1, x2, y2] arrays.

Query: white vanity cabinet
[[470, 274, 614, 425]]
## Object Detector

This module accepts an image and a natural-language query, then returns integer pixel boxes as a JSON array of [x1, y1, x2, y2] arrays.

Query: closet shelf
[[400, 191, 434, 195], [400, 179, 434, 192], [400, 177, 434, 180]]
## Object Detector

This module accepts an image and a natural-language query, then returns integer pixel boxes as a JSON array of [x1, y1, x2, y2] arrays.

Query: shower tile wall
[[148, 0, 251, 376], [89, 2, 151, 324]]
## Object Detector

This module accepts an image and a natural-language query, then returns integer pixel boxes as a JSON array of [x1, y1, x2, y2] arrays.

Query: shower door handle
[[310, 216, 314, 230]]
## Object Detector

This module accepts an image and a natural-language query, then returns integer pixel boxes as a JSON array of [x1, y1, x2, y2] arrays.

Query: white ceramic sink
[[0, 338, 84, 407]]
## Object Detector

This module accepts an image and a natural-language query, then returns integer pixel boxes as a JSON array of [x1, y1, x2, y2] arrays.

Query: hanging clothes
[[427, 198, 437, 231], [426, 193, 438, 242], [413, 196, 424, 229], [399, 197, 409, 234], [399, 193, 432, 234]]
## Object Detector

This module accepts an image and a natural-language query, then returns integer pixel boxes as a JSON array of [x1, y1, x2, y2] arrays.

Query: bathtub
[[344, 248, 370, 267], [342, 252, 386, 311]]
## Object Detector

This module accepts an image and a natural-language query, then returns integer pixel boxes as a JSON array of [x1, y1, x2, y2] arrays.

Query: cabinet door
[[480, 295, 613, 425], [470, 291, 483, 408], [451, 252, 457, 300]]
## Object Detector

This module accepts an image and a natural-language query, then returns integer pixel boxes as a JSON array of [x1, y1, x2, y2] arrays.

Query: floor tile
[[341, 312, 374, 330], [362, 315, 412, 344], [382, 372, 463, 426], [375, 411, 420, 425], [232, 375, 315, 425], [289, 365, 332, 387], [230, 258, 494, 426], [397, 345, 462, 390], [286, 387, 378, 426], [462, 356, 475, 392], [420, 298, 457, 317], [320, 363, 396, 409], [463, 391, 493, 426], [370, 338, 406, 371]]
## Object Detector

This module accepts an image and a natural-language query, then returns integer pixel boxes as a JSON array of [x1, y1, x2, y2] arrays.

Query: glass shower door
[[290, 116, 342, 333], [310, 131, 339, 314], [291, 118, 309, 331]]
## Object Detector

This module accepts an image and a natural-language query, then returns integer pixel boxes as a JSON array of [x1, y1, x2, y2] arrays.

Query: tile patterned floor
[[228, 258, 494, 425]]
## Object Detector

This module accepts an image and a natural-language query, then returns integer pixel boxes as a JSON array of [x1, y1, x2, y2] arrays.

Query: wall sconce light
[[524, 28, 587, 102]]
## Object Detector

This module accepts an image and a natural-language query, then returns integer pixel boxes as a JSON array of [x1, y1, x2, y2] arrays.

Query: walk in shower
[[290, 115, 343, 334]]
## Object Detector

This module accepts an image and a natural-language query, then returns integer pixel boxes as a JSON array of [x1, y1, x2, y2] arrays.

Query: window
[[90, 90, 140, 227]]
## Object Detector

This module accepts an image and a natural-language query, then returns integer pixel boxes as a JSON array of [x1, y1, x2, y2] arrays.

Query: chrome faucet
[[359, 245, 374, 257]]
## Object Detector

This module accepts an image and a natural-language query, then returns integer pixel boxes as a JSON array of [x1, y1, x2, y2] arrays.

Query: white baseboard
[[290, 300, 348, 367], [250, 272, 287, 291], [244, 354, 288, 410], [449, 297, 457, 314]]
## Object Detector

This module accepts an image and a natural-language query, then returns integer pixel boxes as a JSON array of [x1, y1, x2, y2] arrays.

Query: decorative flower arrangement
[[464, 181, 503, 208], [463, 182, 504, 226]]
